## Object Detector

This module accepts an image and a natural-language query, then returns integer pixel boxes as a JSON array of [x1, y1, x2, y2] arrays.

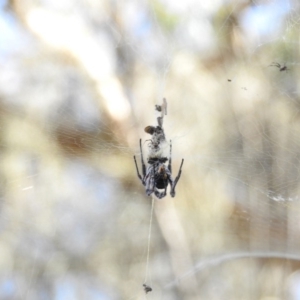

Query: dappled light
[[0, 0, 300, 299]]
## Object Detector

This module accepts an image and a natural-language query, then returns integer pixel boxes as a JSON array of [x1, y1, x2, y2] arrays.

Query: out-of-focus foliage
[[0, 0, 300, 299]]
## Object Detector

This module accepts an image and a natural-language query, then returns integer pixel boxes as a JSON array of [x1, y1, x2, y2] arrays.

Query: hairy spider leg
[[133, 139, 146, 185], [133, 156, 143, 183], [168, 140, 172, 173], [270, 62, 280, 67], [140, 139, 146, 177], [170, 159, 184, 197]]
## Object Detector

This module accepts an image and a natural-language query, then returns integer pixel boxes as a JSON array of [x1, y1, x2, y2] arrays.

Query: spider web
[[1, 0, 300, 299]]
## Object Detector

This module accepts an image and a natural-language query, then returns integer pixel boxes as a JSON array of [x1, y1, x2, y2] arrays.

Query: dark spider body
[[147, 157, 169, 191]]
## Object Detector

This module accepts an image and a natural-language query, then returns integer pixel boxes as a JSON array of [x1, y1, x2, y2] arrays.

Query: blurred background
[[1, 0, 300, 299]]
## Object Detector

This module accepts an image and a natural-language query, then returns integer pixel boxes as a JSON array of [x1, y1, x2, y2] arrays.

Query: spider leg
[[270, 62, 280, 68], [133, 156, 143, 183], [133, 139, 147, 186], [170, 159, 184, 197], [168, 140, 172, 173], [140, 139, 146, 177]]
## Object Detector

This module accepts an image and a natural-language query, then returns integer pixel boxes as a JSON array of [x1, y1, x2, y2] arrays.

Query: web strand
[[144, 196, 155, 284]]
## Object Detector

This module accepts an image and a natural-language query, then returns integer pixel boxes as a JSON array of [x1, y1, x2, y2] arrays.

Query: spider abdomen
[[155, 178, 168, 189]]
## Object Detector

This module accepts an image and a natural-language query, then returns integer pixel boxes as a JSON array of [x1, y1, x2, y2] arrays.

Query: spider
[[133, 139, 184, 199], [269, 62, 289, 72]]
